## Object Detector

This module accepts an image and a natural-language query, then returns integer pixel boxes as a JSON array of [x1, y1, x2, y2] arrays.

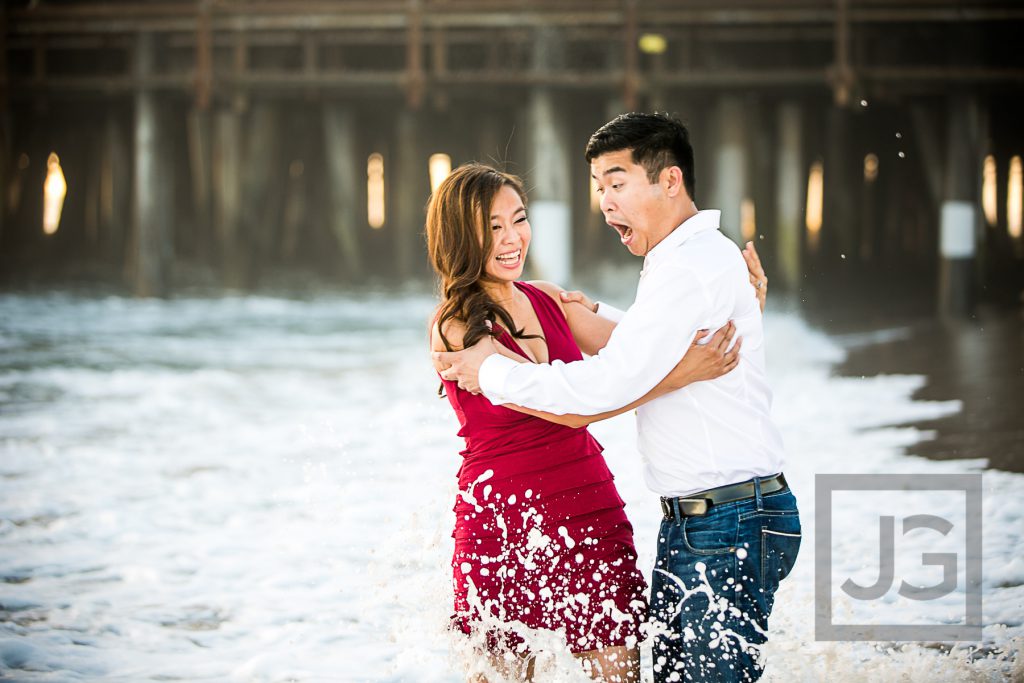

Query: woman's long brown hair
[[426, 163, 540, 393]]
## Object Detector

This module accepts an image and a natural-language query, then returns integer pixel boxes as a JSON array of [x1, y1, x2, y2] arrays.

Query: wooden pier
[[1, 0, 1022, 305]]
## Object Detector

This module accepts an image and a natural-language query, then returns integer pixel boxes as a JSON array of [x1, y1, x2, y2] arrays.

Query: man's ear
[[661, 166, 685, 198]]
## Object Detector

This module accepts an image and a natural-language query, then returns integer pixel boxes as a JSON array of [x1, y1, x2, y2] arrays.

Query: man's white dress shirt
[[478, 210, 785, 497]]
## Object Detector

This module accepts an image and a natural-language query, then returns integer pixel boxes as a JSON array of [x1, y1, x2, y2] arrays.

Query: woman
[[426, 164, 765, 682]]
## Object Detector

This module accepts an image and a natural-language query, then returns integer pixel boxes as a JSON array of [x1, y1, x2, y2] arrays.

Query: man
[[436, 112, 801, 682]]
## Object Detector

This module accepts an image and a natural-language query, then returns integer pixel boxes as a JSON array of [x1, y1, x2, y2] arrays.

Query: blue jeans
[[650, 479, 801, 682]]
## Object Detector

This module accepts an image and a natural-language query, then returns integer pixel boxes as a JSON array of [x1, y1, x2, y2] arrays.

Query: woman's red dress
[[440, 281, 647, 654]]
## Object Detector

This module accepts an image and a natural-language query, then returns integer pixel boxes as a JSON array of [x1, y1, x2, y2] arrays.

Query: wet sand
[[802, 289, 1024, 474]]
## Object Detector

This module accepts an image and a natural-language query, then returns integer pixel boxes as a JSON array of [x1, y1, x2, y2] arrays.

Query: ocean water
[[0, 292, 1021, 682]]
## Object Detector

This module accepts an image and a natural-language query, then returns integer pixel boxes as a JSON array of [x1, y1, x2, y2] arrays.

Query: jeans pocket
[[681, 510, 738, 556], [761, 528, 802, 592]]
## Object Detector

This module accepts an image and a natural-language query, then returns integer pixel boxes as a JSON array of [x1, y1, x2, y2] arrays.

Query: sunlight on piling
[[367, 153, 385, 229], [741, 198, 756, 242], [429, 153, 452, 195], [864, 153, 879, 183], [982, 154, 998, 227], [43, 152, 67, 236], [805, 161, 824, 250], [1009, 155, 1022, 239]]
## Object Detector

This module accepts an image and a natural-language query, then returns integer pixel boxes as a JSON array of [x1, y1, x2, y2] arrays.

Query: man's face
[[591, 149, 671, 257]]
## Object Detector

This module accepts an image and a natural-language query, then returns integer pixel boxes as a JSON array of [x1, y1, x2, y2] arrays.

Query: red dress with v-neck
[[440, 281, 646, 654]]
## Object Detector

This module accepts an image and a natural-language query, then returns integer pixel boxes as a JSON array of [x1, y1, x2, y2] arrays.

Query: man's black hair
[[584, 112, 696, 201]]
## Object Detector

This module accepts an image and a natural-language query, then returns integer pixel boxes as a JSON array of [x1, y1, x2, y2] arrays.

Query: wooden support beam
[[11, 2, 1024, 37], [195, 0, 213, 110], [7, 66, 1024, 100], [303, 32, 319, 101], [830, 0, 854, 107], [622, 0, 638, 111], [430, 26, 447, 110], [406, 0, 424, 109], [232, 30, 248, 112]]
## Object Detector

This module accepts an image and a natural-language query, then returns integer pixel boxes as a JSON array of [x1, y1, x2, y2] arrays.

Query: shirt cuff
[[478, 353, 519, 404], [594, 301, 625, 324]]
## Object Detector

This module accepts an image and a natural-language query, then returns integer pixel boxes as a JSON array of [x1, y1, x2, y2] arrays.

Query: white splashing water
[[0, 292, 1020, 681]]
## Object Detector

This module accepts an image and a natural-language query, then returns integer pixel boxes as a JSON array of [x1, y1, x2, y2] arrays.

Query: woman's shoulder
[[430, 304, 466, 344], [429, 310, 468, 374], [524, 280, 568, 317]]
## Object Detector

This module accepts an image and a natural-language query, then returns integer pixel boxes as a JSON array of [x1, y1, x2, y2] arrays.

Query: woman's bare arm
[[527, 281, 615, 355]]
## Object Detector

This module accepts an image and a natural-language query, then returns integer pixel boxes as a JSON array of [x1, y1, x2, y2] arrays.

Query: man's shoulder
[[665, 229, 742, 275]]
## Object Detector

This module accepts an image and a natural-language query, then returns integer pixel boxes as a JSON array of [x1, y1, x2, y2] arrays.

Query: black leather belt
[[660, 473, 788, 520]]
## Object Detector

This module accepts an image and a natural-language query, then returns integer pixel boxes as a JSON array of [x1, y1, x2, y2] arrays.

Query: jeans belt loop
[[671, 497, 683, 524], [754, 476, 764, 510]]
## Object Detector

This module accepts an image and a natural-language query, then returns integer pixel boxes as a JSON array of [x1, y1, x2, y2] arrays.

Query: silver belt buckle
[[679, 498, 710, 516]]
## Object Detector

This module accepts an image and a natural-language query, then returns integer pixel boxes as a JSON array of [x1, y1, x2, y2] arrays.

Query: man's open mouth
[[608, 221, 633, 244]]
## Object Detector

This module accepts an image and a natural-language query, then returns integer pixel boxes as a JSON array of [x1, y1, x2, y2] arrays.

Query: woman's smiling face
[[483, 184, 530, 283]]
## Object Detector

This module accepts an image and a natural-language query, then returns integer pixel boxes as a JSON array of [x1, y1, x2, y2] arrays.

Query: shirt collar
[[644, 209, 721, 269]]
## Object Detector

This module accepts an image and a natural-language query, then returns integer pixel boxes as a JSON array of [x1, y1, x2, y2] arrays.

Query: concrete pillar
[[939, 97, 979, 318], [527, 88, 572, 285], [581, 96, 627, 262], [322, 103, 363, 280], [101, 109, 130, 265], [712, 96, 747, 244], [213, 108, 243, 287], [0, 5, 7, 248], [526, 28, 572, 285], [859, 150, 879, 261], [240, 102, 282, 286], [775, 102, 803, 291], [0, 111, 9, 251], [395, 108, 426, 280], [84, 135, 100, 246], [824, 106, 855, 258], [187, 107, 213, 264], [131, 32, 171, 297]]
